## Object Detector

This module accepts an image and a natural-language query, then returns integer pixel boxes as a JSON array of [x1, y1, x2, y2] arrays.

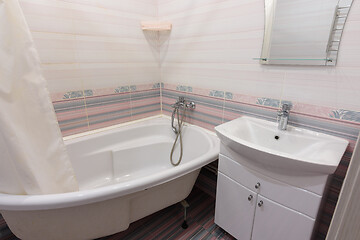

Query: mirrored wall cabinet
[[257, 0, 354, 66]]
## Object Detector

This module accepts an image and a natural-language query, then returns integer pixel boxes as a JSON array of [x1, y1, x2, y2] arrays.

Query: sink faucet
[[277, 103, 291, 130]]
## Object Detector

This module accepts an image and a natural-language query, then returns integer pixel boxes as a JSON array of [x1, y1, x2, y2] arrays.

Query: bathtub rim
[[64, 115, 217, 141], [0, 115, 219, 211]]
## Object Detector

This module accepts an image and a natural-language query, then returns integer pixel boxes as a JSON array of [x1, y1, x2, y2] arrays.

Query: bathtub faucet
[[171, 97, 195, 134]]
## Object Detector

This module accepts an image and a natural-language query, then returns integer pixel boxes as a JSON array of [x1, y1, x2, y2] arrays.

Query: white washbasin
[[215, 116, 348, 175]]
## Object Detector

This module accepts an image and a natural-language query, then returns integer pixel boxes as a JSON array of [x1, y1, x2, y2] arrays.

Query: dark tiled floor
[[0, 187, 234, 240]]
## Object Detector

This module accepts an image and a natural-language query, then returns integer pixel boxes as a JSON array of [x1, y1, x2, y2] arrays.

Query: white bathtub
[[0, 116, 219, 240]]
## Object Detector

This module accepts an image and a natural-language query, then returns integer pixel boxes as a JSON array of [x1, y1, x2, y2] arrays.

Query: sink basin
[[215, 116, 348, 175]]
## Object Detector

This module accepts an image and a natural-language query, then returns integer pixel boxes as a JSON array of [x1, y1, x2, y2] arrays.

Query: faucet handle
[[281, 103, 291, 111], [186, 101, 196, 109]]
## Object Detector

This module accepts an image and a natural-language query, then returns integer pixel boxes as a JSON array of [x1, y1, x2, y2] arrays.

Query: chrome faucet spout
[[277, 103, 291, 130]]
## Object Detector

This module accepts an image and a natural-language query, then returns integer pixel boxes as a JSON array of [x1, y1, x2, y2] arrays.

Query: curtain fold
[[0, 0, 79, 195]]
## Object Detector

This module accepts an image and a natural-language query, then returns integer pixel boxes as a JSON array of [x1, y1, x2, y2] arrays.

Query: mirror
[[260, 0, 353, 66]]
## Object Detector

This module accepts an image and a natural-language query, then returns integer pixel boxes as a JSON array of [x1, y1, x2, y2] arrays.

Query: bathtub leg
[[180, 200, 189, 229]]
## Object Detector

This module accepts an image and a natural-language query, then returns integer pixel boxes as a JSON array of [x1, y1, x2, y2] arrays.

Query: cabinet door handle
[[258, 200, 263, 207], [255, 182, 261, 189], [248, 195, 253, 201]]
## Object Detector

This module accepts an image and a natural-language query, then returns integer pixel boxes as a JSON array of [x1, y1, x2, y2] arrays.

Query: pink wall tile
[[158, 0, 360, 116], [88, 116, 133, 132], [61, 124, 89, 137], [90, 88, 116, 97], [163, 83, 178, 91]]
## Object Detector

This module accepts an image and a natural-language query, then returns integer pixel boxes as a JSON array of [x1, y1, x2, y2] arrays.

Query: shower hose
[[170, 107, 186, 166]]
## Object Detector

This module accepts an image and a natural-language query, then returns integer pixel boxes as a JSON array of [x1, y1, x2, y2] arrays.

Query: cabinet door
[[215, 173, 257, 240], [252, 195, 315, 240]]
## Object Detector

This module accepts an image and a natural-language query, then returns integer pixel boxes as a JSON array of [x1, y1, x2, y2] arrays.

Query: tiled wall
[[158, 0, 360, 239], [14, 0, 360, 239], [19, 0, 161, 135], [52, 84, 161, 136], [161, 83, 358, 239], [158, 0, 360, 112]]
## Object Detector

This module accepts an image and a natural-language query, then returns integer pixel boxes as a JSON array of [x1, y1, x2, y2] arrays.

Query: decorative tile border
[[255, 98, 293, 110], [180, 85, 360, 125], [209, 90, 224, 98], [51, 83, 162, 102], [256, 97, 280, 108], [152, 82, 164, 89], [115, 85, 132, 93], [53, 83, 360, 139], [202, 90, 233, 100], [176, 85, 193, 92], [330, 109, 360, 122], [164, 84, 360, 126], [163, 84, 360, 139], [225, 92, 233, 100], [63, 89, 93, 99], [52, 83, 162, 136]]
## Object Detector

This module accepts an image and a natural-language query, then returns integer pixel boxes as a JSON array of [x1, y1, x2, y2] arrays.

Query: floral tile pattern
[[280, 100, 293, 108], [115, 86, 131, 93], [152, 82, 164, 89], [256, 98, 293, 109], [84, 90, 94, 97], [209, 90, 224, 98], [130, 85, 137, 91], [63, 90, 93, 99], [176, 85, 193, 92], [63, 90, 84, 99], [256, 97, 280, 108], [330, 109, 360, 123], [225, 92, 233, 100]]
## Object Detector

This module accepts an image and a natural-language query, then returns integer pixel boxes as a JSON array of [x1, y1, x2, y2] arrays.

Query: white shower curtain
[[0, 0, 79, 194]]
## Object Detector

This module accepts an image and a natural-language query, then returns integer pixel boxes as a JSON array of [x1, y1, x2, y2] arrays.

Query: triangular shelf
[[141, 21, 172, 31]]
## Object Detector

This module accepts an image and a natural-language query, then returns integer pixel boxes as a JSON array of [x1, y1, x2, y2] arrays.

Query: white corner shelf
[[141, 21, 172, 31]]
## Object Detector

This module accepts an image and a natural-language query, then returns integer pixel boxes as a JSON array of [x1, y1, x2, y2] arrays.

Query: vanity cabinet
[[252, 195, 314, 240], [215, 173, 256, 240], [215, 153, 321, 240]]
